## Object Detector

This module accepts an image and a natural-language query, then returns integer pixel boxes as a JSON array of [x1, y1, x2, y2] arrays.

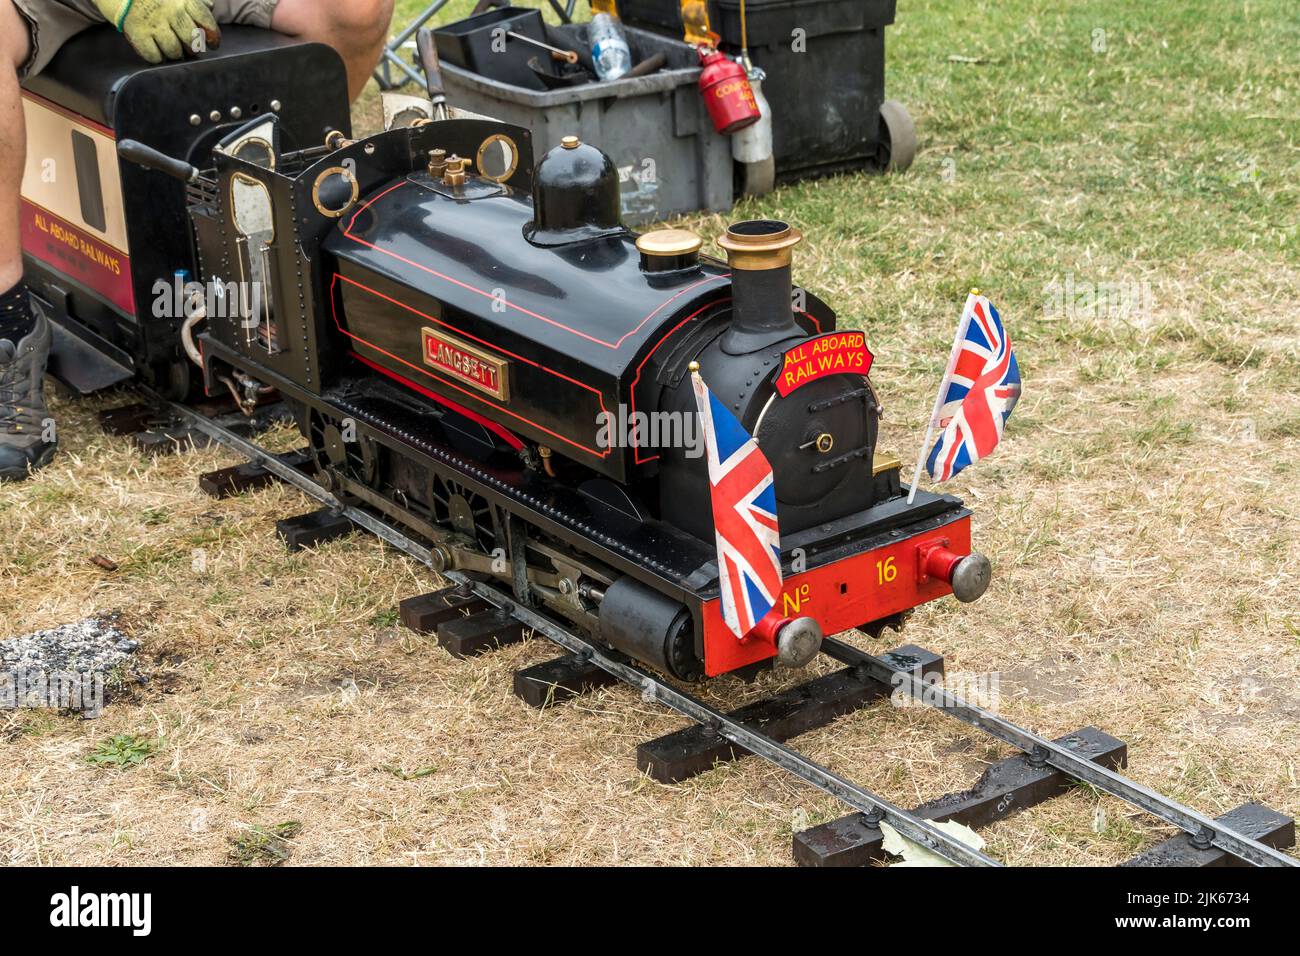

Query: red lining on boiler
[[331, 273, 611, 458], [341, 179, 729, 350]]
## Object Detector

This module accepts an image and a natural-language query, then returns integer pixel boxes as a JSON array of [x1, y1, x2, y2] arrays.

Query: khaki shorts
[[15, 0, 281, 79]]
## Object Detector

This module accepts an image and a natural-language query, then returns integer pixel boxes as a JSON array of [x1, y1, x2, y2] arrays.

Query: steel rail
[[161, 396, 997, 867], [160, 395, 1294, 867], [822, 637, 1297, 868], [160, 398, 439, 563]]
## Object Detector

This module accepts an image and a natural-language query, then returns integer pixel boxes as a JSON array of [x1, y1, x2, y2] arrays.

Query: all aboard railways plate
[[776, 331, 874, 397]]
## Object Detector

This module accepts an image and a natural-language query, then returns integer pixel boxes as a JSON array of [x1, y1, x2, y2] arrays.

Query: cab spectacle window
[[70, 130, 107, 234]]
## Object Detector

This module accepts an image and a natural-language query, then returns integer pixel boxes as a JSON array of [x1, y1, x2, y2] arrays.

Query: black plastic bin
[[434, 6, 552, 91], [618, 0, 909, 181]]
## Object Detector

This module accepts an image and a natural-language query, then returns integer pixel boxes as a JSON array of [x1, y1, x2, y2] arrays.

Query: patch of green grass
[[1132, 415, 1195, 449], [1092, 809, 1150, 855], [380, 764, 437, 780], [3, 550, 46, 574], [141, 507, 170, 526], [118, 527, 229, 579], [1169, 756, 1240, 803], [1230, 594, 1258, 623], [86, 734, 158, 768], [228, 821, 304, 866], [33, 485, 78, 506], [1189, 332, 1264, 369], [103, 662, 133, 693], [10, 711, 58, 738], [1284, 617, 1300, 647], [370, 607, 400, 628]]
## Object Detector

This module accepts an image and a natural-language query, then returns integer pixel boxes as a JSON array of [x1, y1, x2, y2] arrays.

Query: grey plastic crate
[[437, 23, 733, 224]]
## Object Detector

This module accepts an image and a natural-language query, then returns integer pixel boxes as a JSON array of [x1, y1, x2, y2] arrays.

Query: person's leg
[[268, 0, 395, 103], [0, 0, 60, 480], [0, 0, 31, 294]]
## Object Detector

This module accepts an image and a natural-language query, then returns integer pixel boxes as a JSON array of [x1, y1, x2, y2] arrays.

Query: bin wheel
[[740, 156, 776, 197], [877, 99, 916, 173]]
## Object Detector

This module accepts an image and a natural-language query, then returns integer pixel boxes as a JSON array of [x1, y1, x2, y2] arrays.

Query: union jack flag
[[926, 294, 1021, 482], [691, 367, 783, 639]]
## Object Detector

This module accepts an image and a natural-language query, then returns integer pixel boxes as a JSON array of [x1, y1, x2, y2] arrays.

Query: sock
[[0, 281, 36, 344]]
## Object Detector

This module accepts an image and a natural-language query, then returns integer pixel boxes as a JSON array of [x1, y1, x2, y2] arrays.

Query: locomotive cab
[[19, 25, 350, 398]]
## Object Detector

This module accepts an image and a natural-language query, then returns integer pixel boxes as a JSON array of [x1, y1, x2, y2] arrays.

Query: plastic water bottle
[[620, 164, 659, 223], [590, 13, 631, 82]]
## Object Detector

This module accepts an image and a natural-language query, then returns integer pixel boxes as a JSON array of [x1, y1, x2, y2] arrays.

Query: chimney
[[716, 219, 803, 354]]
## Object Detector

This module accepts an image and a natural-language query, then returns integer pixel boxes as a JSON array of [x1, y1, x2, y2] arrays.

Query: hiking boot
[[0, 310, 57, 481]]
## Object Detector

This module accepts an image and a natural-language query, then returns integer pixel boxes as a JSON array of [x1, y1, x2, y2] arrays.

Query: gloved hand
[[93, 0, 222, 64]]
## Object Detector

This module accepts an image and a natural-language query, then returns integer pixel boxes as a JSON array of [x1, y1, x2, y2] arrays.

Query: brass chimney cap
[[561, 135, 581, 150], [636, 228, 703, 257], [716, 219, 803, 270]]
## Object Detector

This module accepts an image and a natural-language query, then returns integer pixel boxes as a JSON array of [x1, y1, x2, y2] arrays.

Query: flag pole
[[907, 289, 981, 504]]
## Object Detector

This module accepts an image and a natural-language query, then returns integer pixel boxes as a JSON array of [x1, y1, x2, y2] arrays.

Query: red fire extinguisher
[[697, 46, 760, 135]]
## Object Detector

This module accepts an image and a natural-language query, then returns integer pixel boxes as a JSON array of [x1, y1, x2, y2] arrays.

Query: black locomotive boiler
[[23, 28, 991, 680]]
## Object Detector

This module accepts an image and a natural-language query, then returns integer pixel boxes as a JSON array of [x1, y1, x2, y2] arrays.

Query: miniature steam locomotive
[[21, 27, 990, 680]]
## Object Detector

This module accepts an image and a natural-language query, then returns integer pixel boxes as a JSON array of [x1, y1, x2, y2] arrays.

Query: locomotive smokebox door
[[656, 219, 881, 539]]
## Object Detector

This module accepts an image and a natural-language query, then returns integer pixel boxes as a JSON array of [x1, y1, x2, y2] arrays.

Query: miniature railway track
[[143, 393, 1298, 868]]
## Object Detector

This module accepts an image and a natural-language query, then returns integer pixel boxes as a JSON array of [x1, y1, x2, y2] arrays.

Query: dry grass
[[2, 0, 1298, 865]]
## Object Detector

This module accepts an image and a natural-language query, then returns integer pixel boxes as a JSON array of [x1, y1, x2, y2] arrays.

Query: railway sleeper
[[399, 586, 490, 633], [793, 726, 1127, 867], [105, 398, 297, 457], [276, 507, 358, 552], [199, 448, 316, 498], [1121, 803, 1294, 867], [637, 644, 945, 784], [513, 653, 622, 708], [130, 425, 215, 456], [433, 608, 528, 660], [99, 402, 171, 436]]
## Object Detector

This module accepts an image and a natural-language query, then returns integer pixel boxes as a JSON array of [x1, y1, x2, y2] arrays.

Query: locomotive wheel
[[876, 100, 917, 173], [665, 618, 703, 682], [150, 358, 192, 402], [431, 476, 496, 554], [307, 410, 378, 497], [307, 412, 346, 496]]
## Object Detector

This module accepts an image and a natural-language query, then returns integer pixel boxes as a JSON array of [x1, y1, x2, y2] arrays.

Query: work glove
[[93, 0, 222, 64]]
